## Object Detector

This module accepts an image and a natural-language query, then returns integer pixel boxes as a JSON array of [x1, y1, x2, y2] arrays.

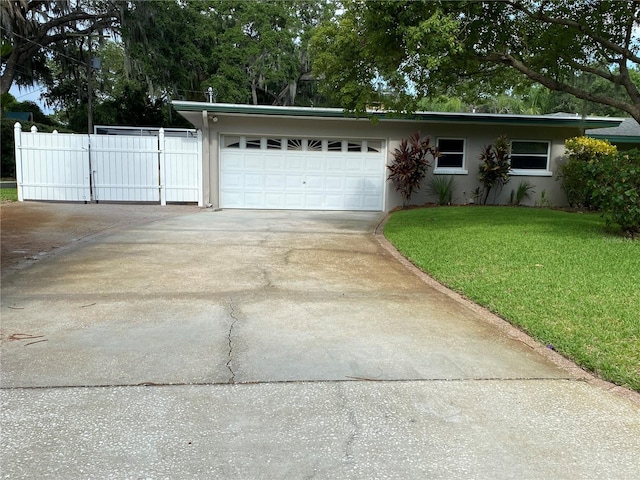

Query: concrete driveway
[[1, 208, 639, 479]]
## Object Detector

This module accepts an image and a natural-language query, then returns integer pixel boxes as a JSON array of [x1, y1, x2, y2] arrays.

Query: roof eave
[[172, 101, 622, 128]]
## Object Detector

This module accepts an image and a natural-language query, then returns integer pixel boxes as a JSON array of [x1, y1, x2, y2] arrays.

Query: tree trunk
[[1, 55, 18, 94], [251, 80, 258, 105]]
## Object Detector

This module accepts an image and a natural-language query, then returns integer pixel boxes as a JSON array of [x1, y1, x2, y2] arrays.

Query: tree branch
[[487, 52, 639, 119], [507, 1, 640, 64], [564, 59, 618, 83]]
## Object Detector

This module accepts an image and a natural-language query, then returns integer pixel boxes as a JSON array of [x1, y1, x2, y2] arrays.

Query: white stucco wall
[[180, 109, 584, 211]]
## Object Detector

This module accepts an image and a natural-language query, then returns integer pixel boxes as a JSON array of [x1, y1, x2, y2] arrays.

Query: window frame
[[509, 139, 552, 176], [434, 137, 468, 174]]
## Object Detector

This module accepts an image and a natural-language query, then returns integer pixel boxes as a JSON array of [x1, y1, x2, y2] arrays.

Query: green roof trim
[[585, 118, 640, 143], [587, 134, 640, 143], [172, 101, 622, 129]]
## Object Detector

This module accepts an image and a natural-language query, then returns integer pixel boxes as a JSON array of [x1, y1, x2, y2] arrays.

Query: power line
[[11, 85, 47, 100], [1, 26, 106, 68]]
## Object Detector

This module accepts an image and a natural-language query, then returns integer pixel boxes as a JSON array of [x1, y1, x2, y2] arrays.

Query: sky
[[9, 84, 54, 114]]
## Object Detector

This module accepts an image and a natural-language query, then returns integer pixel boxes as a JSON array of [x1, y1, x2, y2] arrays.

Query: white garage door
[[220, 136, 385, 211]]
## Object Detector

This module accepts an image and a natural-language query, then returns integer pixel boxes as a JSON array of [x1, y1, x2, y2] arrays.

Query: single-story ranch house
[[173, 101, 622, 212]]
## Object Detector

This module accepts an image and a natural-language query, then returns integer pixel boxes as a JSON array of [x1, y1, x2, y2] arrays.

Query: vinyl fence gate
[[13, 123, 203, 206]]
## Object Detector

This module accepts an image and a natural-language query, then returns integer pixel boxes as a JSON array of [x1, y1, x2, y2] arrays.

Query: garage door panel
[[285, 175, 305, 189], [265, 174, 285, 189], [265, 194, 285, 208], [245, 156, 264, 170], [364, 176, 384, 192], [305, 194, 324, 208], [245, 174, 265, 189], [305, 156, 326, 173], [345, 177, 364, 190], [243, 193, 265, 208], [286, 156, 304, 171], [265, 154, 285, 170], [221, 152, 244, 169], [285, 193, 304, 207], [364, 195, 383, 210], [363, 155, 384, 173], [220, 137, 385, 211], [344, 158, 365, 173], [305, 175, 324, 189], [324, 194, 345, 209], [344, 195, 364, 209], [325, 176, 344, 191], [325, 157, 344, 173], [222, 173, 243, 189], [221, 191, 243, 207]]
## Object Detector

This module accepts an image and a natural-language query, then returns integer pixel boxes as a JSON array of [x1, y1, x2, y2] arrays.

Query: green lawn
[[0, 188, 18, 202], [384, 206, 640, 391]]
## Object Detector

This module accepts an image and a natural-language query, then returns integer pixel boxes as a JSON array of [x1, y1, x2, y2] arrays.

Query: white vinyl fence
[[14, 123, 202, 206]]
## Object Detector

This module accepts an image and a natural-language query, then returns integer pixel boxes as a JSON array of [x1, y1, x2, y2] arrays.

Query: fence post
[[14, 123, 24, 201], [159, 128, 166, 206]]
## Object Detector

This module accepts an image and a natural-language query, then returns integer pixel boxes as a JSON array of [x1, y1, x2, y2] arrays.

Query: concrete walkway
[[1, 209, 639, 479]]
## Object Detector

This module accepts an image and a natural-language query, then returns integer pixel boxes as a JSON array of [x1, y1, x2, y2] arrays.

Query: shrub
[[1, 119, 17, 178], [589, 149, 640, 238], [478, 135, 511, 204], [1, 119, 69, 179], [510, 180, 535, 206], [560, 136, 618, 209], [427, 175, 455, 205], [387, 132, 439, 206]]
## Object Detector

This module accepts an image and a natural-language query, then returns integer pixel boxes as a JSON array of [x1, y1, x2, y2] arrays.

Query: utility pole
[[68, 32, 105, 202], [87, 38, 93, 135], [68, 33, 104, 134]]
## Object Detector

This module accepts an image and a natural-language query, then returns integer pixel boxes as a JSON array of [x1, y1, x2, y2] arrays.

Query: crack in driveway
[[226, 299, 239, 384]]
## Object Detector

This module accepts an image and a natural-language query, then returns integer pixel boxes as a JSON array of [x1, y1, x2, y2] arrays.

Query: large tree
[[0, 0, 121, 94], [311, 1, 640, 122], [122, 0, 335, 106]]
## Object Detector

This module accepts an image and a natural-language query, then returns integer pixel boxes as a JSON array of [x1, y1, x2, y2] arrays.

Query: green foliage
[[560, 136, 618, 209], [0, 188, 18, 202], [589, 150, 640, 238], [387, 132, 439, 206], [470, 187, 483, 204], [1, 118, 65, 179], [82, 83, 165, 131], [1, 0, 120, 94], [2, 94, 61, 177], [510, 181, 535, 206], [311, 1, 640, 121], [384, 207, 640, 391], [123, 0, 334, 107], [478, 135, 511, 204], [536, 189, 552, 208], [311, 0, 461, 112], [565, 136, 618, 162], [2, 93, 53, 126], [426, 175, 455, 205], [561, 138, 639, 237]]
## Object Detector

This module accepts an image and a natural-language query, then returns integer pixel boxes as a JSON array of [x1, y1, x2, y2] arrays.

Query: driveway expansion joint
[[0, 377, 582, 392]]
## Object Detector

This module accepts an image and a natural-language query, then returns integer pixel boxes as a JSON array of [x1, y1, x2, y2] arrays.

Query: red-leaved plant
[[387, 132, 440, 206], [478, 135, 511, 204]]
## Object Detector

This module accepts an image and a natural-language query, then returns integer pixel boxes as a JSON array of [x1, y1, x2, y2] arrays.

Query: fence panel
[[91, 135, 160, 202], [15, 125, 202, 205], [162, 133, 202, 205], [17, 127, 91, 202]]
